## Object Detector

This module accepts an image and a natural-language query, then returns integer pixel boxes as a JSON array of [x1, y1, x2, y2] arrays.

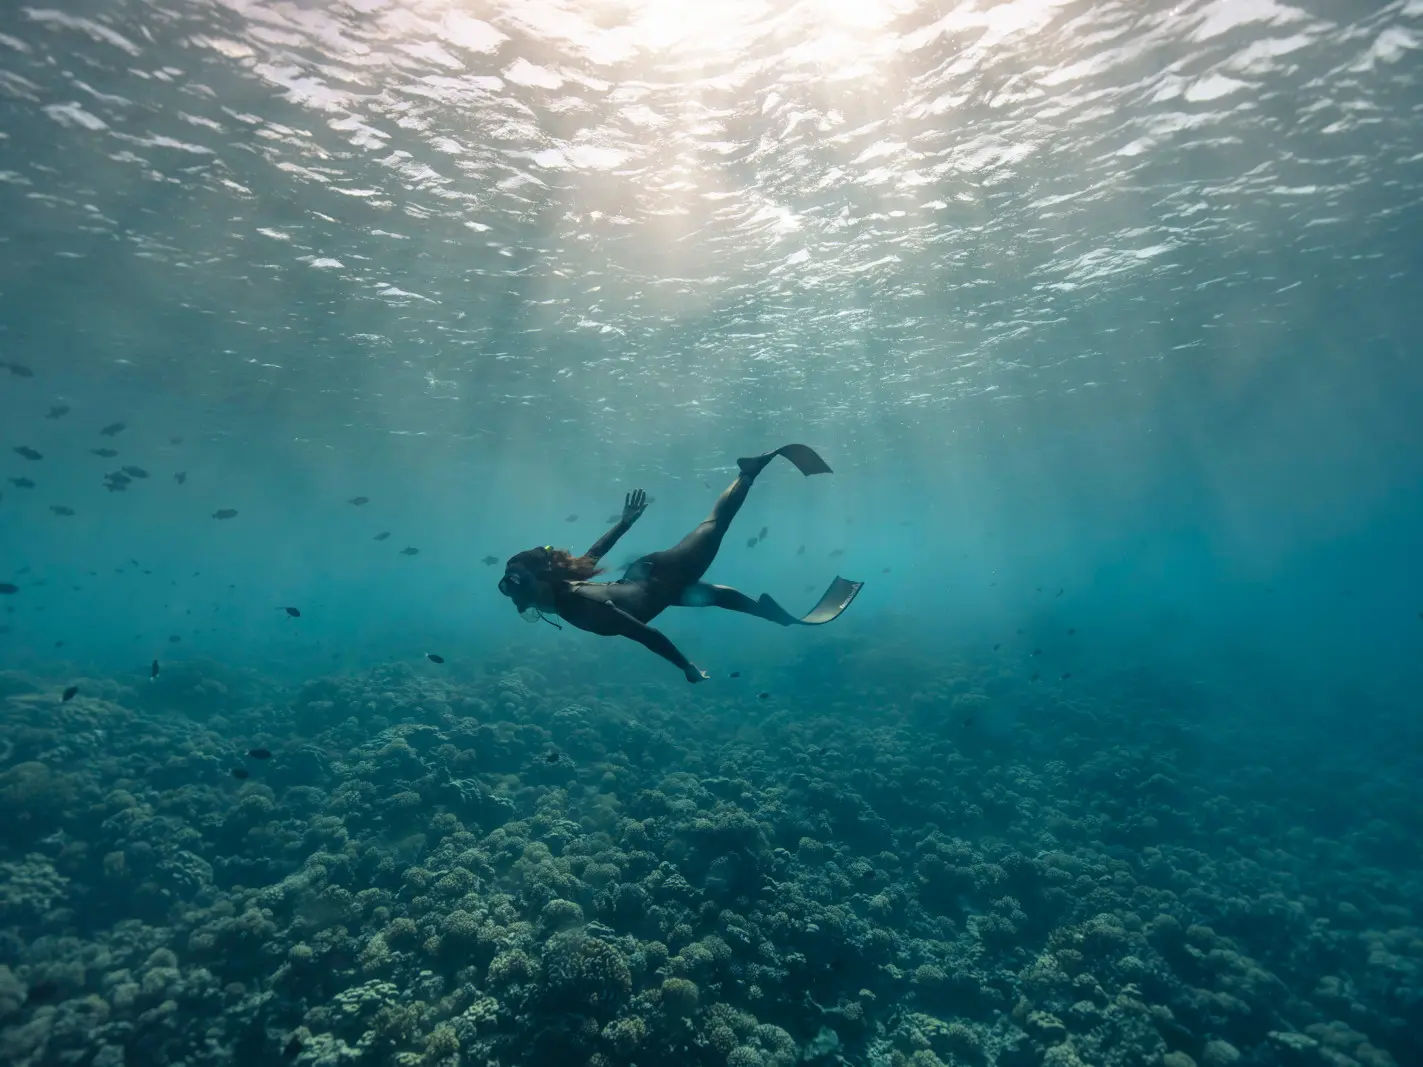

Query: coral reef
[[0, 651, 1418, 1067]]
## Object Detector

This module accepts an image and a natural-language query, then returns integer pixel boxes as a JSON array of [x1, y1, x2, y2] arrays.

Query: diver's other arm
[[604, 601, 707, 682], [585, 488, 649, 561]]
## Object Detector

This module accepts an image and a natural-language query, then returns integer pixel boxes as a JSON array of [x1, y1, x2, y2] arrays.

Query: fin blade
[[799, 576, 863, 625]]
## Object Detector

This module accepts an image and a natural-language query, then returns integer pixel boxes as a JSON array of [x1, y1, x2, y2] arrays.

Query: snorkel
[[498, 547, 563, 628]]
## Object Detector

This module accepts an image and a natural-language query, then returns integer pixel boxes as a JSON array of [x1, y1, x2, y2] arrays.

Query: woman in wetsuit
[[498, 444, 863, 682]]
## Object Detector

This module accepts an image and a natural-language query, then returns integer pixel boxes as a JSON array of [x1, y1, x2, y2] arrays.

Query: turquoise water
[[2, 2, 1422, 1066]]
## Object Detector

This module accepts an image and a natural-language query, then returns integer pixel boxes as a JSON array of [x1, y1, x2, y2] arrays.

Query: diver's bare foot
[[685, 666, 709, 683]]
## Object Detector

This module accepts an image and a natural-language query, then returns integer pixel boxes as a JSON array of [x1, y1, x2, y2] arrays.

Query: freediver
[[497, 444, 863, 682]]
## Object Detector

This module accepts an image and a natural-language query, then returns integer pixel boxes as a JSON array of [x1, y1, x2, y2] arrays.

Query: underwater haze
[[2, 1, 1423, 1066]]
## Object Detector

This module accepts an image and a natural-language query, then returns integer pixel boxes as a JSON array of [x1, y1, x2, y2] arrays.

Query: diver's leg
[[678, 583, 802, 626], [678, 577, 863, 627]]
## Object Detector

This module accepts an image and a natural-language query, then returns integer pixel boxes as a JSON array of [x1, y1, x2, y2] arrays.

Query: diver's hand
[[684, 665, 710, 684], [621, 488, 649, 524]]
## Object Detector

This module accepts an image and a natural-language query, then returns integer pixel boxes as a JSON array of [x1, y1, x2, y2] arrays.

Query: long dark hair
[[507, 546, 604, 584]]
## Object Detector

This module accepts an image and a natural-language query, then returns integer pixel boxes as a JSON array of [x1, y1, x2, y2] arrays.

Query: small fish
[[1032, 648, 1042, 656], [99, 422, 125, 436], [1060, 672, 1071, 680], [746, 537, 757, 548], [61, 685, 78, 702], [544, 750, 562, 764], [122, 466, 148, 479], [830, 548, 844, 557], [247, 748, 272, 760], [10, 477, 35, 489], [758, 526, 769, 541], [150, 659, 160, 679], [426, 652, 445, 664], [212, 509, 238, 520], [349, 496, 369, 506], [796, 545, 805, 555], [104, 472, 130, 487], [50, 505, 74, 516], [4, 362, 34, 378], [1030, 671, 1040, 682], [963, 717, 974, 728], [758, 692, 770, 700], [0, 583, 18, 595], [565, 513, 579, 523], [14, 446, 42, 461], [170, 436, 184, 445], [169, 635, 181, 644], [174, 472, 186, 485], [46, 404, 70, 419], [374, 532, 391, 541], [1067, 627, 1076, 635], [1055, 588, 1064, 598], [103, 480, 127, 493], [992, 643, 1000, 651], [284, 607, 301, 618], [881, 567, 891, 574], [400, 546, 419, 556], [91, 448, 118, 458], [730, 671, 741, 678], [481, 555, 499, 566], [231, 767, 250, 780]]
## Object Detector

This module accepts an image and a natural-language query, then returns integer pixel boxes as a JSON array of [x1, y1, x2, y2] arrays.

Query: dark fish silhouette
[[796, 545, 805, 555], [992, 643, 1000, 651], [247, 748, 272, 760], [212, 509, 238, 520], [1060, 672, 1071, 680], [61, 686, 78, 702], [349, 496, 369, 506], [91, 448, 118, 458], [374, 532, 391, 541], [758, 526, 768, 541], [758, 692, 770, 699], [1067, 627, 1076, 635], [50, 505, 74, 516], [426, 652, 445, 664], [1032, 648, 1042, 656], [231, 767, 249, 779], [544, 750, 562, 764], [14, 446, 42, 461], [169, 635, 181, 644], [400, 546, 419, 556], [10, 477, 35, 489], [1030, 671, 1040, 681], [46, 405, 69, 419], [170, 436, 183, 445], [746, 537, 757, 548], [150, 659, 160, 679], [99, 422, 125, 436], [4, 361, 34, 377], [284, 607, 301, 618], [174, 471, 186, 484], [122, 466, 148, 478], [730, 671, 741, 678], [565, 514, 578, 522], [881, 567, 891, 574], [1055, 588, 1064, 598], [481, 555, 499, 566], [830, 548, 844, 557], [0, 584, 18, 595]]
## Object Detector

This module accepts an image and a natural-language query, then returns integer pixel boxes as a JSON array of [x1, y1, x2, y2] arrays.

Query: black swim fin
[[737, 443, 833, 478], [758, 575, 863, 626]]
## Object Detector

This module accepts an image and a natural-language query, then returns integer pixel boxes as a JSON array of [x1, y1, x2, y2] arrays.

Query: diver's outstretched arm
[[586, 489, 648, 562], [604, 602, 707, 682]]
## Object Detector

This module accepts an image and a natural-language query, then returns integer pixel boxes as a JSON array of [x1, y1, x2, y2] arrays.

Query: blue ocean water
[[2, 2, 1422, 1066]]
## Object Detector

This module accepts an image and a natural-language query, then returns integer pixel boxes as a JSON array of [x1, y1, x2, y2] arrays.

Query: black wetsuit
[[540, 446, 862, 678]]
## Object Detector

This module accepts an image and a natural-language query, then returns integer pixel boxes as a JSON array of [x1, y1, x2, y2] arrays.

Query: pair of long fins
[[737, 444, 864, 627]]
